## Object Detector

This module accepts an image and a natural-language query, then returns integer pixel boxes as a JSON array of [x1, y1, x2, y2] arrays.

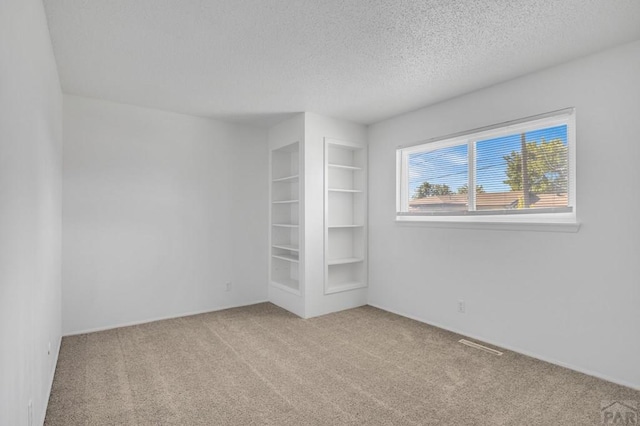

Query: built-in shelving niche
[[324, 139, 367, 294], [270, 142, 301, 294]]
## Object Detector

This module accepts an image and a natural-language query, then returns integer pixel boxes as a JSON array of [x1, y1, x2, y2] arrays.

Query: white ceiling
[[44, 0, 640, 126]]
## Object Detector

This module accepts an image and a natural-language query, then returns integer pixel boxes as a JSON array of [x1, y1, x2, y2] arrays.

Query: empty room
[[2, 0, 640, 425]]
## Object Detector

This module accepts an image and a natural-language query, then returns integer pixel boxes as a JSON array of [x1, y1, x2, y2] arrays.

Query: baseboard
[[368, 303, 639, 391], [62, 300, 269, 337], [40, 335, 62, 425]]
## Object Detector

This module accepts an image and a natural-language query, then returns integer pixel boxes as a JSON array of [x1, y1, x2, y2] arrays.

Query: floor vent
[[459, 339, 503, 356]]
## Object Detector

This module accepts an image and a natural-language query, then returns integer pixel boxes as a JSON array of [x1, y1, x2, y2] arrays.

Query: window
[[396, 108, 577, 229]]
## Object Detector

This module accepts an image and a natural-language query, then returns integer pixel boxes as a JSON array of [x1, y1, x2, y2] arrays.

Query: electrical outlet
[[225, 282, 232, 292], [458, 300, 466, 313]]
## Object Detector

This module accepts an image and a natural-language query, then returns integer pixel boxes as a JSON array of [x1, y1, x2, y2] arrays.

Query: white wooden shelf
[[325, 281, 366, 294], [272, 244, 299, 252], [272, 254, 299, 263], [328, 224, 364, 228], [272, 223, 299, 228], [272, 174, 299, 183], [271, 278, 300, 294], [272, 199, 299, 204], [328, 188, 362, 193], [327, 257, 364, 266], [328, 163, 362, 171]]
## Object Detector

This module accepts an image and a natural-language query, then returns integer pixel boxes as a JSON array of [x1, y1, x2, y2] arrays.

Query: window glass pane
[[475, 125, 568, 211], [408, 144, 468, 213]]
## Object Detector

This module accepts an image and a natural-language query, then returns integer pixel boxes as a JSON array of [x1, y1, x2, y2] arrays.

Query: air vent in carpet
[[459, 339, 503, 356]]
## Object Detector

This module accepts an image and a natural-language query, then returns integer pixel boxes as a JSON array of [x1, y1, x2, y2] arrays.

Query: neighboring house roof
[[409, 191, 568, 211]]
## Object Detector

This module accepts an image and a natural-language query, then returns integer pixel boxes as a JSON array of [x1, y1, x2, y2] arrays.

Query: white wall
[[63, 95, 267, 335], [0, 0, 63, 424], [368, 40, 640, 389], [231, 117, 269, 308]]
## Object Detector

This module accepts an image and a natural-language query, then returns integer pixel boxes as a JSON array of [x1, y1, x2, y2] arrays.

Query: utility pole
[[521, 133, 531, 208]]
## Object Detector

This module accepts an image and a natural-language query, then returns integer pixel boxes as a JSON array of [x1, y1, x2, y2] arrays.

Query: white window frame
[[396, 108, 578, 232]]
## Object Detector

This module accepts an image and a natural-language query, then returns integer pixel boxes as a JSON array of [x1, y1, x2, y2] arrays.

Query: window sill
[[395, 216, 580, 233]]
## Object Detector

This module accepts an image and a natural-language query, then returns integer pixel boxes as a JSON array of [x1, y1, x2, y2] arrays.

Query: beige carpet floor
[[45, 303, 638, 425]]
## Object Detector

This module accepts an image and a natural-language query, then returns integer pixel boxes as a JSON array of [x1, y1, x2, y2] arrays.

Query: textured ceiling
[[44, 0, 640, 126]]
